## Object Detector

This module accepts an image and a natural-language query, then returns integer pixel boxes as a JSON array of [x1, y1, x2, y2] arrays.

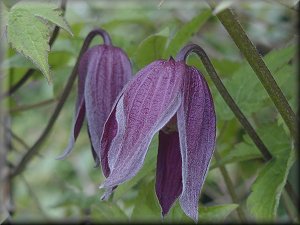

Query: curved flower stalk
[[56, 29, 132, 165], [99, 52, 216, 221]]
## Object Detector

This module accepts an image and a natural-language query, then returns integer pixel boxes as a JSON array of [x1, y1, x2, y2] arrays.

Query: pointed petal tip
[[179, 199, 198, 223], [55, 138, 76, 160], [159, 205, 173, 219], [55, 149, 72, 160], [55, 154, 67, 161], [94, 160, 100, 168], [100, 187, 114, 201], [100, 193, 108, 201]]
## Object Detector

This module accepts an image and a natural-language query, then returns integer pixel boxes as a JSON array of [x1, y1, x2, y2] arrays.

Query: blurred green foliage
[[1, 0, 298, 223]]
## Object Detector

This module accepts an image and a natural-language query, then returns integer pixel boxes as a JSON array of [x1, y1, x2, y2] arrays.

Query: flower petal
[[56, 48, 92, 160], [177, 67, 216, 222], [87, 126, 100, 167], [155, 130, 182, 216], [100, 59, 185, 191], [84, 45, 132, 165], [99, 97, 119, 177]]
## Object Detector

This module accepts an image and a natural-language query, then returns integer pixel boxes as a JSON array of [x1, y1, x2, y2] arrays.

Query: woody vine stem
[[210, 4, 297, 140]]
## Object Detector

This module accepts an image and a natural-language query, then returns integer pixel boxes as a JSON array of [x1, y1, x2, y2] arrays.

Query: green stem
[[9, 29, 106, 178], [211, 5, 297, 139], [215, 151, 247, 222]]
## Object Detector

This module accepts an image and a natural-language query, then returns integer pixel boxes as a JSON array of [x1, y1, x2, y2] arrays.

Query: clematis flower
[[99, 56, 216, 221], [56, 29, 132, 165]]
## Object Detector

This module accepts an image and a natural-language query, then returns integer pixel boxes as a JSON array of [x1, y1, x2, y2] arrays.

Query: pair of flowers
[[57, 28, 216, 222]]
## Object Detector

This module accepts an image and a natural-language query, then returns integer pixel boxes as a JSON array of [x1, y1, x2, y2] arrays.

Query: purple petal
[[87, 126, 100, 167], [100, 59, 186, 191], [155, 130, 182, 216], [56, 48, 92, 160], [99, 98, 119, 177], [84, 45, 132, 165], [177, 67, 216, 222]]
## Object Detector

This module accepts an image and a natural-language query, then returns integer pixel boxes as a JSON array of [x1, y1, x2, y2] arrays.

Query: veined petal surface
[[56, 48, 92, 160], [84, 45, 132, 164], [100, 59, 185, 190], [177, 66, 216, 222], [155, 130, 182, 216]]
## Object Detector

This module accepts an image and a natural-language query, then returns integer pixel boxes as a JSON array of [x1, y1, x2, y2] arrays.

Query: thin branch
[[285, 181, 299, 209], [0, 0, 67, 99], [282, 190, 299, 222], [1, 69, 35, 98], [209, 4, 297, 139], [1, 121, 44, 158], [215, 121, 246, 221], [215, 151, 247, 222], [4, 125, 30, 150], [9, 98, 57, 114], [176, 43, 298, 209], [20, 175, 48, 219], [9, 29, 111, 178]]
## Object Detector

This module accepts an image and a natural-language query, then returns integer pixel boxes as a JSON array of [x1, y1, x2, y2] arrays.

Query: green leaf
[[163, 9, 211, 58], [133, 28, 169, 70], [211, 58, 242, 77], [210, 141, 262, 170], [90, 202, 128, 222], [199, 204, 238, 222], [7, 1, 72, 83], [246, 123, 295, 221], [131, 179, 161, 222], [165, 202, 238, 223], [164, 201, 191, 223], [215, 43, 296, 120], [113, 135, 158, 200]]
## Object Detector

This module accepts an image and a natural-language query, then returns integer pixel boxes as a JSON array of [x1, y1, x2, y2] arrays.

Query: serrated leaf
[[163, 9, 211, 58], [133, 29, 168, 70], [7, 1, 72, 83], [215, 43, 296, 120], [247, 123, 295, 221]]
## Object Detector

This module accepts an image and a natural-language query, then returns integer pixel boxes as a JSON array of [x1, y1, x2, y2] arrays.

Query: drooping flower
[[56, 29, 132, 165], [99, 55, 216, 221]]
